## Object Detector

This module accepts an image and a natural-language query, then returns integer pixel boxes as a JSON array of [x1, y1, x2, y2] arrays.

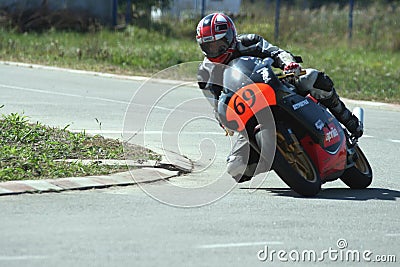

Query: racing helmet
[[196, 13, 237, 63]]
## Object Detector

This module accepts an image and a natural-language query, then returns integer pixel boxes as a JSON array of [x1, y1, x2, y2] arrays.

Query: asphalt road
[[0, 63, 399, 266]]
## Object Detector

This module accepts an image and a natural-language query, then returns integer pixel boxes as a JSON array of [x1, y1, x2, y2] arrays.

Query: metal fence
[[169, 0, 242, 18], [272, 0, 355, 42]]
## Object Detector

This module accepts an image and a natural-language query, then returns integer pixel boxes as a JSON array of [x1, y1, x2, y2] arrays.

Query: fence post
[[274, 0, 281, 42], [201, 0, 206, 18], [112, 0, 118, 26], [348, 0, 354, 42], [265, 0, 271, 9], [126, 0, 132, 24]]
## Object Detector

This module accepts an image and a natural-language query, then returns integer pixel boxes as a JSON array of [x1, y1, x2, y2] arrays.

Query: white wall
[[206, 0, 241, 15], [170, 0, 241, 18]]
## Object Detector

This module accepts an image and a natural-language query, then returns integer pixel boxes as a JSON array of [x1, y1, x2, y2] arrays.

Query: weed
[[0, 113, 160, 181]]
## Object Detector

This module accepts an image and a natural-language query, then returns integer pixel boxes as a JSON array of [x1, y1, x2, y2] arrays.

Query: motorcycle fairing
[[220, 57, 279, 132], [278, 93, 345, 152], [300, 134, 347, 180], [278, 93, 347, 179], [223, 83, 276, 132]]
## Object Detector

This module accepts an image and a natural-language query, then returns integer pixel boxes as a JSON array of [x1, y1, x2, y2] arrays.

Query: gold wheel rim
[[277, 133, 317, 183], [354, 147, 369, 174]]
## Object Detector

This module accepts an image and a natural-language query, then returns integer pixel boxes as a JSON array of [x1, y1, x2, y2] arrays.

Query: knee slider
[[313, 72, 334, 92], [226, 155, 246, 178], [226, 155, 257, 182]]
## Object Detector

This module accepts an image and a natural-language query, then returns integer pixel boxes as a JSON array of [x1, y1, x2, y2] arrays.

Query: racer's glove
[[284, 62, 302, 77]]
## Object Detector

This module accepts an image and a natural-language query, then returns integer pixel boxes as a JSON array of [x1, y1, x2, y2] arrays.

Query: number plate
[[226, 83, 276, 132]]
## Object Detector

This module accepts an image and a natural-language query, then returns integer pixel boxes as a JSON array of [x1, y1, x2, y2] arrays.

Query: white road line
[[363, 134, 374, 138], [1, 83, 83, 98], [386, 233, 400, 237], [0, 83, 172, 111], [198, 241, 283, 249], [0, 83, 129, 105], [351, 135, 400, 144], [0, 255, 48, 261]]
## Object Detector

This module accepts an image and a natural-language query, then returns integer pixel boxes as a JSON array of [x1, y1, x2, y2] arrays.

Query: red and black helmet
[[196, 13, 237, 63]]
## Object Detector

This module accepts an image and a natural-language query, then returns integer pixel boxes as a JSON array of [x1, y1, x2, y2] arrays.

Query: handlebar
[[277, 70, 307, 79]]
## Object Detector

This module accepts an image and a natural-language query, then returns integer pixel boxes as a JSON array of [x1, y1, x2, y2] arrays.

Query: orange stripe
[[226, 83, 276, 132]]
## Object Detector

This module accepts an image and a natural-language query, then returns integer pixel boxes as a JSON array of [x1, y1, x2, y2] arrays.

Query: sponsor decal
[[292, 99, 310, 110], [324, 123, 341, 145], [202, 36, 213, 42], [314, 119, 324, 131], [325, 127, 339, 142], [256, 67, 271, 83]]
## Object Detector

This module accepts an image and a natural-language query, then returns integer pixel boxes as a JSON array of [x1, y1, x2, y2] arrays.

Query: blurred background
[[0, 0, 399, 102]]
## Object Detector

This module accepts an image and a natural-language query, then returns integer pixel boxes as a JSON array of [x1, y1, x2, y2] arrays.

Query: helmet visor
[[200, 37, 230, 58]]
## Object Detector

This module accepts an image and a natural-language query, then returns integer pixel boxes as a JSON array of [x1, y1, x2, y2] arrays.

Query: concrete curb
[[0, 154, 193, 196]]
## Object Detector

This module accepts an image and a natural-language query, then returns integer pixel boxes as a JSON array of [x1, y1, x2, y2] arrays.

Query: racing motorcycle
[[217, 56, 373, 196]]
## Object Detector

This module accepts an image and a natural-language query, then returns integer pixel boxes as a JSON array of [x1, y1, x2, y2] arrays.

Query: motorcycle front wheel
[[340, 145, 373, 189], [271, 132, 321, 197]]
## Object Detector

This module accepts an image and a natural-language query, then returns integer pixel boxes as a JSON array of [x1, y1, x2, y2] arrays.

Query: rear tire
[[340, 145, 372, 189], [271, 132, 321, 197]]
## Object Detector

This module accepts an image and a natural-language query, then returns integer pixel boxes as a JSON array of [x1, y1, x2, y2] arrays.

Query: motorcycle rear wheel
[[272, 132, 321, 197], [340, 145, 373, 189]]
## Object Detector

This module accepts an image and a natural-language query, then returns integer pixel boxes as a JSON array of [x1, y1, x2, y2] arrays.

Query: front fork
[[345, 107, 364, 168], [345, 131, 360, 169]]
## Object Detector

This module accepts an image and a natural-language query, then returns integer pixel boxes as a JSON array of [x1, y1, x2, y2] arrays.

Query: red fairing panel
[[300, 134, 347, 180]]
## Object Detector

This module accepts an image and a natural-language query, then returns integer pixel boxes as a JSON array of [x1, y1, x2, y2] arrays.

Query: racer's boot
[[320, 89, 363, 138]]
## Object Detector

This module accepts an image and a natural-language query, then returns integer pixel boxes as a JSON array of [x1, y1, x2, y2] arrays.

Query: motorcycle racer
[[196, 13, 363, 182]]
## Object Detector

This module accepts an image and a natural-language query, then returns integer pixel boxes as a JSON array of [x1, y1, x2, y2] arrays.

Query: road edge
[[1, 60, 399, 111], [0, 154, 193, 196]]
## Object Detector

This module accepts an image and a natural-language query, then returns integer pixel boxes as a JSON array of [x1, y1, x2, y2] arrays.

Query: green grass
[[236, 1, 400, 103], [305, 47, 399, 102], [0, 112, 160, 182], [0, 27, 202, 75], [0, 1, 399, 103]]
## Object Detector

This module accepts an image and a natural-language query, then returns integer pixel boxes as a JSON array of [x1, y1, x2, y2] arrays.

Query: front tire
[[272, 132, 321, 197], [340, 145, 372, 189]]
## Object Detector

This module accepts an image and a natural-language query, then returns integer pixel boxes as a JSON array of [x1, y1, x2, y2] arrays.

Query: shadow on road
[[242, 187, 400, 201]]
